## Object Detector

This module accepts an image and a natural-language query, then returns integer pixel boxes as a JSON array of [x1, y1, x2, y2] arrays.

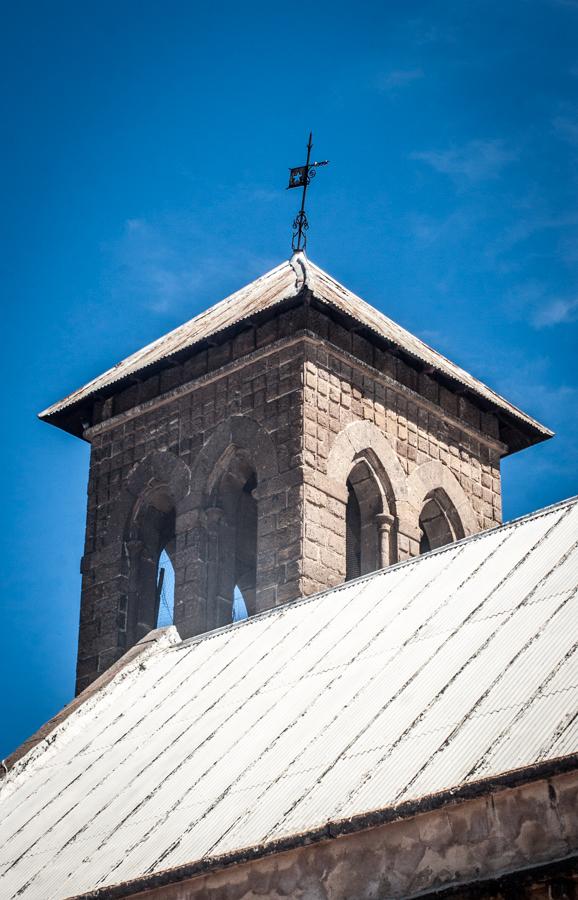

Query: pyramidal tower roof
[[39, 251, 552, 449]]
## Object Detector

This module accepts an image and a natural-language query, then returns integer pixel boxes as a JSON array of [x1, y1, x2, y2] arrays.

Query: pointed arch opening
[[206, 448, 258, 629], [156, 548, 175, 628], [346, 479, 363, 581], [345, 454, 394, 581], [126, 486, 177, 645], [232, 585, 249, 622], [419, 489, 465, 553]]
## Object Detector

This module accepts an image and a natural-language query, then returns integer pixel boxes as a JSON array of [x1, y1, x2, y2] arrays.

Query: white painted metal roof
[[2, 496, 577, 899], [39, 253, 551, 441]]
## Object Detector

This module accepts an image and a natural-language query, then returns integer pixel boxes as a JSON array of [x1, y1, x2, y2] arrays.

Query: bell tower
[[40, 251, 551, 694]]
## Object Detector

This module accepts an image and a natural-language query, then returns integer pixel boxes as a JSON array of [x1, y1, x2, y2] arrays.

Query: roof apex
[[39, 254, 552, 448]]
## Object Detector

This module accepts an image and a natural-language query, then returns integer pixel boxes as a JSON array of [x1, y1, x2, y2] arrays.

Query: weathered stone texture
[[77, 335, 307, 692], [97, 770, 578, 900], [77, 307, 506, 692], [300, 339, 502, 594]]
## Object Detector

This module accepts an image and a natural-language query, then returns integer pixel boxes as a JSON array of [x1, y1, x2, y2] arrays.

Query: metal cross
[[287, 132, 329, 252]]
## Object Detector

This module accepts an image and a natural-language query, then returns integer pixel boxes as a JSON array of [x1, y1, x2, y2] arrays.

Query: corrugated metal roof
[[2, 496, 577, 899], [38, 253, 551, 439]]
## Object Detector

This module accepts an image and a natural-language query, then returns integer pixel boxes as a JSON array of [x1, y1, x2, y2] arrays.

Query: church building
[[1, 250, 577, 899]]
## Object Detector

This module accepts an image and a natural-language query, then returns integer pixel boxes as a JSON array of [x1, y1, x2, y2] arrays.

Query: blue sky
[[1, 0, 577, 758]]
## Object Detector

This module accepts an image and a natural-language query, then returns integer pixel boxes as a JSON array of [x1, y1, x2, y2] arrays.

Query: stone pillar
[[253, 473, 304, 612], [76, 537, 129, 694], [376, 513, 396, 568], [302, 473, 348, 596], [395, 500, 421, 561], [125, 539, 144, 644], [205, 506, 227, 632], [174, 506, 207, 640]]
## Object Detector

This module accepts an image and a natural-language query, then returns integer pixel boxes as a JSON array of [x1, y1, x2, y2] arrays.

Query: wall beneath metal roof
[[72, 769, 578, 900]]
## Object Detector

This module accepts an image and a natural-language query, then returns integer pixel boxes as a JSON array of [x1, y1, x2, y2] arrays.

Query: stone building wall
[[78, 333, 307, 693], [77, 305, 506, 693], [299, 337, 503, 596], [89, 769, 578, 900]]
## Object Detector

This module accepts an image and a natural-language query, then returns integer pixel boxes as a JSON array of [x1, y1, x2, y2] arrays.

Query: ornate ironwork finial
[[287, 132, 329, 252]]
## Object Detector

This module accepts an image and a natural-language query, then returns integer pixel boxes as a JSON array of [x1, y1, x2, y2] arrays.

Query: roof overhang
[[69, 758, 578, 900], [39, 254, 553, 453]]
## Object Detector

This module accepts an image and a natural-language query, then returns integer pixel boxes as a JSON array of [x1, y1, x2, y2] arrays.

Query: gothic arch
[[183, 416, 279, 631], [106, 450, 191, 539], [407, 460, 480, 542], [327, 421, 406, 578], [189, 415, 279, 506], [326, 420, 407, 506], [346, 456, 385, 579], [418, 490, 463, 552], [121, 451, 192, 646], [126, 450, 191, 506]]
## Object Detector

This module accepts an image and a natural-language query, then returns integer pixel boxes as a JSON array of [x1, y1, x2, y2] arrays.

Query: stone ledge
[[83, 332, 508, 458], [65, 760, 578, 900]]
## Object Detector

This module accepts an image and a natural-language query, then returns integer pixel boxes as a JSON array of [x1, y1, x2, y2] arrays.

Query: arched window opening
[[207, 451, 258, 630], [346, 482, 362, 581], [419, 491, 464, 553], [156, 548, 175, 627], [233, 471, 258, 610], [232, 585, 249, 622], [345, 457, 385, 581], [126, 491, 176, 645]]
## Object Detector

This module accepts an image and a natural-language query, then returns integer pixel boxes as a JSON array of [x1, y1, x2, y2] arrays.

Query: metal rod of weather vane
[[297, 132, 313, 250], [299, 133, 313, 218]]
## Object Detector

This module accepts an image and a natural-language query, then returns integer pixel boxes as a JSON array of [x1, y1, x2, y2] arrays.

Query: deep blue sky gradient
[[2, 0, 577, 757]]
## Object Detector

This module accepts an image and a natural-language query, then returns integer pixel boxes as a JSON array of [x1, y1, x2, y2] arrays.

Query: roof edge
[[37, 254, 552, 450], [2, 627, 180, 774], [69, 753, 578, 900], [166, 493, 578, 655], [304, 258, 553, 443], [37, 258, 300, 423]]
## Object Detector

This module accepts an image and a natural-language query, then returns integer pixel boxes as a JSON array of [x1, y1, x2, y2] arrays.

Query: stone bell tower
[[40, 251, 551, 694]]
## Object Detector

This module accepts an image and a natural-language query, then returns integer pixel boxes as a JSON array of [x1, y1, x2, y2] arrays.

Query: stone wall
[[77, 309, 506, 693], [84, 769, 578, 900], [299, 338, 503, 596], [78, 334, 306, 693]]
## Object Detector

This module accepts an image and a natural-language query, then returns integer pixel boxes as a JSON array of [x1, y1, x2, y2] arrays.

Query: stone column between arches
[[307, 419, 484, 595], [173, 414, 305, 637], [318, 419, 413, 589]]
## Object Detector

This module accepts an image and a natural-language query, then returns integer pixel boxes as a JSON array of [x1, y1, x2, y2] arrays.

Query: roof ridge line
[[300, 258, 552, 437]]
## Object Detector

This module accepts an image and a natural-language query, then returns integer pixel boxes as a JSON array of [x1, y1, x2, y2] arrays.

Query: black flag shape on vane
[[287, 165, 309, 189], [286, 133, 329, 251]]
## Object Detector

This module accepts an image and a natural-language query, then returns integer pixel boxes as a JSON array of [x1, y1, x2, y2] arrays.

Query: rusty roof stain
[[2, 495, 577, 899], [39, 252, 551, 439]]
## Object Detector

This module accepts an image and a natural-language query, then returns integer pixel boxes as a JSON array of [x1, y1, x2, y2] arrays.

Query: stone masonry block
[[76, 326, 503, 693]]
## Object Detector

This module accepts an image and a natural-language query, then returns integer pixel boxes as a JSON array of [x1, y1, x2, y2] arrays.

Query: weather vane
[[287, 132, 329, 252]]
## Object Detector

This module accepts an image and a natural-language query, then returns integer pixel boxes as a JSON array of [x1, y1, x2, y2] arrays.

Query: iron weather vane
[[287, 132, 329, 252]]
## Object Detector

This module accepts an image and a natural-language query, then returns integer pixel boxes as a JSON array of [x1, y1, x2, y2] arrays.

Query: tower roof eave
[[38, 252, 553, 450]]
